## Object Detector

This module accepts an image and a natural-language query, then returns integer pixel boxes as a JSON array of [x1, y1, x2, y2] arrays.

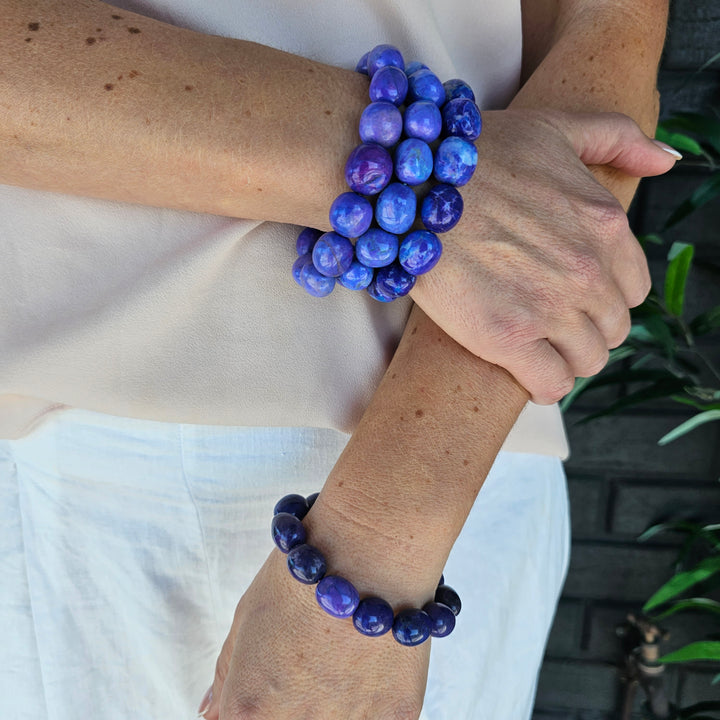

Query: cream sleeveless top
[[0, 0, 568, 457]]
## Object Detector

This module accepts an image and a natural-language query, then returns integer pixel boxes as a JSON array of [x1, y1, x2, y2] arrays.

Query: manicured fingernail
[[197, 686, 213, 717], [652, 140, 682, 160]]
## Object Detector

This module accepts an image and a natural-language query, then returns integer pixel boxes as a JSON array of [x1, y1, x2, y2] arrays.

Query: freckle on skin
[[111, 14, 123, 20], [463, 459, 469, 466], [338, 480, 344, 487], [473, 406, 479, 412], [117, 75, 123, 80], [324, 110, 332, 115], [104, 83, 114, 91], [399, 415, 404, 421], [128, 70, 140, 78], [391, 373, 397, 379], [28, 22, 40, 31], [589, 55, 594, 61], [411, 326, 417, 335], [185, 85, 194, 91], [86, 37, 96, 45], [25, 37, 32, 42], [244, 109, 251, 117], [415, 409, 424, 418], [127, 27, 141, 34]]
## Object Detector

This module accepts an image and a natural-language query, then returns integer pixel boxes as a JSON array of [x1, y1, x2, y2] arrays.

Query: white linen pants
[[0, 409, 570, 719]]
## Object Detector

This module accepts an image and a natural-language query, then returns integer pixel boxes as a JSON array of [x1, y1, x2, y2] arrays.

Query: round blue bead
[[338, 260, 374, 291], [442, 98, 482, 141], [392, 608, 433, 646], [366, 280, 395, 303], [403, 100, 442, 142], [394, 138, 433, 186], [345, 143, 393, 195], [443, 78, 476, 102], [355, 228, 399, 268], [435, 584, 462, 616], [421, 184, 464, 233], [367, 44, 405, 77], [299, 262, 335, 298], [306, 492, 320, 510], [359, 101, 403, 148], [287, 544, 327, 584], [407, 68, 446, 106], [369, 66, 408, 106], [296, 227, 322, 256], [312, 232, 355, 277], [399, 230, 443, 275], [434, 136, 478, 187], [375, 262, 417, 298], [353, 596, 394, 637], [355, 51, 370, 75], [273, 493, 309, 519], [316, 575, 360, 618], [271, 512, 307, 553], [329, 192, 373, 238], [422, 601, 456, 638], [292, 254, 313, 287], [375, 182, 417, 235], [438, 574, 445, 587], [405, 61, 427, 76]]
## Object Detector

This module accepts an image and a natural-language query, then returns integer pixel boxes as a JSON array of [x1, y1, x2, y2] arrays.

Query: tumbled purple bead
[[312, 232, 355, 277], [329, 192, 373, 238], [404, 100, 442, 142], [367, 44, 405, 77], [355, 51, 370, 75], [296, 227, 322, 256], [355, 227, 399, 268], [345, 143, 393, 195], [359, 101, 403, 148], [375, 182, 417, 235], [273, 493, 309, 519], [271, 512, 307, 554], [405, 61, 427, 76], [299, 262, 335, 297], [438, 574, 445, 587], [394, 138, 433, 186], [353, 596, 394, 637], [316, 575, 360, 618], [443, 78, 475, 102], [392, 608, 433, 646], [369, 66, 408, 106], [375, 262, 417, 298], [434, 136, 478, 187], [407, 68, 446, 106], [422, 601, 456, 638], [366, 280, 395, 303], [421, 184, 464, 233], [287, 544, 327, 584], [306, 492, 319, 509], [435, 584, 462, 616], [292, 254, 313, 286], [399, 230, 442, 275], [442, 98, 482, 141], [338, 260, 374, 291]]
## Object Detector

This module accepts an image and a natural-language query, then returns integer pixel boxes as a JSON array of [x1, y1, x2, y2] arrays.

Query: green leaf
[[713, 673, 720, 685], [691, 306, 720, 337], [659, 641, 720, 664], [658, 410, 720, 445], [629, 315, 677, 357], [660, 113, 720, 156], [665, 243, 695, 317], [655, 126, 705, 156], [638, 233, 665, 247], [664, 173, 720, 230], [644, 556, 720, 611], [653, 598, 720, 620], [638, 520, 709, 542]]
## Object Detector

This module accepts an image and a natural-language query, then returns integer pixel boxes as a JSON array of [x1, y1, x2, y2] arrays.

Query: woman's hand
[[200, 549, 430, 720], [410, 108, 678, 404]]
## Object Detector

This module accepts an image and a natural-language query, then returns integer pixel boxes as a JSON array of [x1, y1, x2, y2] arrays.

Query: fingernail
[[197, 686, 213, 717], [652, 140, 682, 160]]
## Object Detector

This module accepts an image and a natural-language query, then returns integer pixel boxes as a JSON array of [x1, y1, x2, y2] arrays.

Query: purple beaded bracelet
[[293, 44, 482, 301], [271, 492, 461, 646]]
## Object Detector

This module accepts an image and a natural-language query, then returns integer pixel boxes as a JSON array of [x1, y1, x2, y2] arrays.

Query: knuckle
[[584, 197, 629, 240], [579, 347, 610, 377], [484, 311, 537, 351], [607, 310, 632, 349], [566, 247, 604, 291], [544, 374, 576, 404], [379, 698, 423, 720]]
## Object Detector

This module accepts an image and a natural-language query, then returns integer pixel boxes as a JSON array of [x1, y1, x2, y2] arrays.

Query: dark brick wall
[[533, 1, 720, 717]]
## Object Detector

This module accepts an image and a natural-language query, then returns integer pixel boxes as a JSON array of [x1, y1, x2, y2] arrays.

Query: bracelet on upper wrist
[[293, 44, 482, 302]]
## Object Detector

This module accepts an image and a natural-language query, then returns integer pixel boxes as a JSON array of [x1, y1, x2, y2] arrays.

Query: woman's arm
[[1, 0, 675, 403]]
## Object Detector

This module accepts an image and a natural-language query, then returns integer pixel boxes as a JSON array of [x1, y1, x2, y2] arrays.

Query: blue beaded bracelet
[[293, 44, 482, 301], [271, 492, 460, 646]]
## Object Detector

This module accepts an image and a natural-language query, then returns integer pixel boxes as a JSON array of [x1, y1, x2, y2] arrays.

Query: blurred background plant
[[562, 109, 720, 718]]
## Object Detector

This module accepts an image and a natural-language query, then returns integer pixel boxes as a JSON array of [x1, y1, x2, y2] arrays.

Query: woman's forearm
[[1, 0, 363, 228]]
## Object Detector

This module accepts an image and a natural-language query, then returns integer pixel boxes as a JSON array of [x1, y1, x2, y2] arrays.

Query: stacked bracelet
[[293, 44, 482, 302], [271, 492, 461, 647]]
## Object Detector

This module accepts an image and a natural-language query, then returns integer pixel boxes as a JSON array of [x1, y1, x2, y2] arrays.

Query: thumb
[[198, 633, 235, 719], [556, 111, 681, 177]]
